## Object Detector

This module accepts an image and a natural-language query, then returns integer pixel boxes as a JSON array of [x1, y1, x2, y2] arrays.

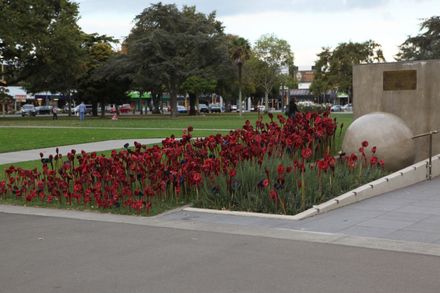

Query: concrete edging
[[184, 154, 440, 221], [293, 154, 440, 219]]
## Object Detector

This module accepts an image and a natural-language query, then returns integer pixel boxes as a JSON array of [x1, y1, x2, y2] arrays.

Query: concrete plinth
[[353, 60, 440, 162]]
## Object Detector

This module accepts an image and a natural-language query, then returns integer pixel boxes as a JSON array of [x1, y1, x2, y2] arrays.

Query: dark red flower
[[301, 148, 312, 160], [362, 141, 369, 148], [277, 164, 285, 176]]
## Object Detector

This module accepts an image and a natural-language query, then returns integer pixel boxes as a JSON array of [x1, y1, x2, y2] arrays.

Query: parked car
[[199, 103, 209, 113], [21, 104, 37, 117], [72, 104, 93, 115], [177, 105, 187, 113], [209, 103, 222, 113], [35, 105, 53, 115], [257, 105, 265, 112], [230, 105, 238, 112], [330, 105, 342, 112], [111, 104, 132, 113], [342, 103, 353, 112]]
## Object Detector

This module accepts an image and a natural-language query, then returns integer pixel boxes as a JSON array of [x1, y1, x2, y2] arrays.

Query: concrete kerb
[[294, 154, 440, 219], [183, 154, 440, 221]]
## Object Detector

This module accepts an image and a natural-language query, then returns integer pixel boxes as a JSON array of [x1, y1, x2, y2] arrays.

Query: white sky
[[75, 0, 439, 69]]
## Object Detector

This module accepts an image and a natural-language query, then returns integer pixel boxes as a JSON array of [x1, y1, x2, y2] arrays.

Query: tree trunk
[[264, 91, 269, 113], [92, 102, 98, 116], [189, 93, 196, 116], [169, 81, 178, 118], [152, 93, 161, 114], [238, 63, 243, 116], [67, 93, 72, 117], [100, 102, 106, 118]]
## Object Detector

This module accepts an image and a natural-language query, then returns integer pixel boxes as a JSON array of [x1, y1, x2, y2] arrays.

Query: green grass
[[0, 113, 352, 153], [0, 113, 257, 129], [0, 113, 253, 153], [0, 128, 229, 153]]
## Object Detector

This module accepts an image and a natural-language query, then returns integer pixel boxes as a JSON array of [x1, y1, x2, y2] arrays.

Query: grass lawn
[[0, 112, 352, 153], [0, 112, 352, 178]]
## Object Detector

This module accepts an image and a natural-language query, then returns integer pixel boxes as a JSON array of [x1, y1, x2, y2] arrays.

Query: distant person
[[79, 102, 86, 121], [286, 100, 298, 119], [52, 106, 58, 120]]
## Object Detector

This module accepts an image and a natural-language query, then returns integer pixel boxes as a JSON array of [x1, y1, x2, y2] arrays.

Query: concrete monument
[[352, 60, 440, 163], [342, 112, 416, 171]]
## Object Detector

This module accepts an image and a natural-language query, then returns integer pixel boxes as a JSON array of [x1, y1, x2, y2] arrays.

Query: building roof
[[4, 86, 34, 100]]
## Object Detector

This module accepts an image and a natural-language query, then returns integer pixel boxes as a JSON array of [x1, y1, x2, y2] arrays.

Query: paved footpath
[[1, 210, 440, 293], [1, 136, 440, 291], [0, 138, 164, 164]]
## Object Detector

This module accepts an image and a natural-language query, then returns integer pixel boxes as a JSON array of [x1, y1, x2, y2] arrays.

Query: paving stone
[[386, 230, 440, 243]]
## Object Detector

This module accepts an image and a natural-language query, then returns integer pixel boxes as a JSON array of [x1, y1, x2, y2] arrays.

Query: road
[[1, 211, 439, 293]]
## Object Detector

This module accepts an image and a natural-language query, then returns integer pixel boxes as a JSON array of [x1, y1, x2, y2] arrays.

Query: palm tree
[[230, 36, 251, 116]]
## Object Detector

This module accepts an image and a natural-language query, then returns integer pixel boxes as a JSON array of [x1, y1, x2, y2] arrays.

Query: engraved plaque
[[383, 70, 417, 91]]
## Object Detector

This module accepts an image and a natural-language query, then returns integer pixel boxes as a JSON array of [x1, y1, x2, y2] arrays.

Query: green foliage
[[77, 34, 130, 116], [396, 16, 440, 61], [252, 34, 295, 109], [0, 0, 83, 92], [310, 41, 385, 101], [195, 151, 386, 215], [123, 3, 230, 117]]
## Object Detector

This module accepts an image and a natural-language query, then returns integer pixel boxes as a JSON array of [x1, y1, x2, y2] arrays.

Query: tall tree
[[77, 34, 127, 117], [0, 0, 83, 85], [310, 41, 385, 103], [396, 16, 440, 61], [253, 34, 294, 112], [182, 76, 216, 115], [228, 35, 251, 115], [124, 3, 228, 117]]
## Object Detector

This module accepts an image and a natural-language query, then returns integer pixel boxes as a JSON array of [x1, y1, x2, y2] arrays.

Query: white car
[[341, 104, 353, 112], [72, 104, 93, 115]]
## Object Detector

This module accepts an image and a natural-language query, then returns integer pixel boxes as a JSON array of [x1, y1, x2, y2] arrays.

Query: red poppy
[[362, 141, 369, 147]]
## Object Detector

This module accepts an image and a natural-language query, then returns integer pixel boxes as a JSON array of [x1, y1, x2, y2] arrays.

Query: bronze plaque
[[383, 70, 417, 91]]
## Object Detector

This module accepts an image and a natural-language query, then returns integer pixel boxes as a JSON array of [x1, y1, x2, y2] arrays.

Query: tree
[[228, 35, 251, 115], [253, 34, 294, 112], [76, 34, 126, 117], [0, 0, 85, 116], [310, 41, 385, 103], [396, 16, 440, 61], [182, 76, 216, 115], [0, 0, 83, 85], [124, 3, 229, 117]]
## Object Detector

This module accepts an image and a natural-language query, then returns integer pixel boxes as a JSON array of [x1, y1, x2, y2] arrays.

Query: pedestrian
[[286, 99, 298, 119], [79, 101, 86, 121], [52, 105, 58, 120]]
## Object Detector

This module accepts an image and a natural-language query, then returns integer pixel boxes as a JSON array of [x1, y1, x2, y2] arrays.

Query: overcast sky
[[75, 0, 439, 68]]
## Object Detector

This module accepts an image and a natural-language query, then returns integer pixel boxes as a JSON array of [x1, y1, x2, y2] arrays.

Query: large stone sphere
[[342, 112, 415, 171]]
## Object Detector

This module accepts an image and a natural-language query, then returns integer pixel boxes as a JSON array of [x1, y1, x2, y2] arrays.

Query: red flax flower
[[191, 172, 202, 186], [301, 148, 312, 160], [269, 189, 278, 202], [277, 164, 285, 176], [362, 140, 369, 148]]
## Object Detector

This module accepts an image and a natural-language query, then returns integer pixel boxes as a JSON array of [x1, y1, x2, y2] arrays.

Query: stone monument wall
[[353, 60, 440, 162]]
